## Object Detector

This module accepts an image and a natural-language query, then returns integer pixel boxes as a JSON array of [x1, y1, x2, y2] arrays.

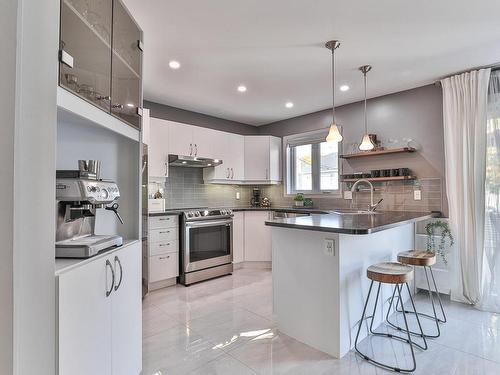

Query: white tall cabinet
[[149, 117, 170, 178], [232, 211, 245, 264], [57, 242, 142, 375]]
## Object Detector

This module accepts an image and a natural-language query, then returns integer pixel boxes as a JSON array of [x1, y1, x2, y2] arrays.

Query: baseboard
[[241, 261, 272, 269], [148, 277, 177, 291]]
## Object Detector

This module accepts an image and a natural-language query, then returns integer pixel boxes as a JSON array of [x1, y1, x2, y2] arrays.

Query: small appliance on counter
[[251, 188, 261, 207], [261, 197, 271, 208], [55, 160, 124, 258]]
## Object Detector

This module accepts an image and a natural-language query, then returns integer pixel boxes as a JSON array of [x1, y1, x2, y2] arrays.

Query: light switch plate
[[236, 191, 240, 200], [344, 191, 353, 200], [414, 190, 422, 200], [324, 239, 335, 256]]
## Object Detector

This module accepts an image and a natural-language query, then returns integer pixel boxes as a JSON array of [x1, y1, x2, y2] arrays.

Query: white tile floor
[[141, 268, 500, 374]]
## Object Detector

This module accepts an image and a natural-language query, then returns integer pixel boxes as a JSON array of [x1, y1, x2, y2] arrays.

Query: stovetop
[[182, 208, 233, 221]]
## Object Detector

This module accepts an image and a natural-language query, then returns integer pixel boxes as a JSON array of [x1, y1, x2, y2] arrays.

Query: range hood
[[168, 154, 223, 168]]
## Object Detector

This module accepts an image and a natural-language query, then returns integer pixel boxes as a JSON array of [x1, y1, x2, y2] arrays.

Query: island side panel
[[272, 227, 341, 357], [338, 223, 415, 357]]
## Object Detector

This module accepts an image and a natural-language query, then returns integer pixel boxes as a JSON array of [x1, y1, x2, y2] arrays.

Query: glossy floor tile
[[142, 268, 500, 374]]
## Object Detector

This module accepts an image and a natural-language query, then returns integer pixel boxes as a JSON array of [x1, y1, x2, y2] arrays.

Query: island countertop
[[265, 211, 437, 234]]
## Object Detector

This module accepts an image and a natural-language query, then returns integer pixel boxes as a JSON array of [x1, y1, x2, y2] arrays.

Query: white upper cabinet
[[204, 132, 245, 182], [149, 117, 170, 178], [168, 121, 194, 156], [244, 136, 281, 183]]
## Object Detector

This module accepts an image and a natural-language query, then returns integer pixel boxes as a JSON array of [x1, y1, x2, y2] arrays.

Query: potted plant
[[293, 193, 305, 207], [425, 220, 454, 265]]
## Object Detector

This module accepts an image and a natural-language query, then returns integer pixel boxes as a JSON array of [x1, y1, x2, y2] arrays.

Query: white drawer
[[149, 240, 178, 256], [149, 215, 179, 230], [149, 228, 178, 243], [150, 253, 179, 282]]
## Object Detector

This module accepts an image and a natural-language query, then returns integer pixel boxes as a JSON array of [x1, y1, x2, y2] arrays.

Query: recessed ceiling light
[[169, 60, 181, 69], [340, 85, 350, 92], [237, 85, 247, 93], [285, 102, 294, 108]]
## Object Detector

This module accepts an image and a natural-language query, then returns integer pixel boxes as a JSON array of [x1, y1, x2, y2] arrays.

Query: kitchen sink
[[331, 209, 382, 215]]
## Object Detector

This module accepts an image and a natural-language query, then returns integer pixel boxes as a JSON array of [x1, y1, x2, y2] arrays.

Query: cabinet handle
[[137, 40, 144, 51], [265, 168, 269, 180], [159, 243, 170, 247], [96, 95, 111, 101], [159, 230, 170, 234], [114, 256, 123, 291], [194, 144, 198, 156], [226, 168, 230, 179], [159, 218, 170, 221], [231, 168, 234, 179], [189, 143, 193, 156], [159, 255, 171, 260], [112, 103, 124, 109], [105, 259, 115, 297]]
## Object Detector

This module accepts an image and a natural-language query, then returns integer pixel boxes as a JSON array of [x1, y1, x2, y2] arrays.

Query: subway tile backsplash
[[150, 167, 443, 214]]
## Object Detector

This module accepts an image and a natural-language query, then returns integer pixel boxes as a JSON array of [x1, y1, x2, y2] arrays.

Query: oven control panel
[[184, 209, 233, 220]]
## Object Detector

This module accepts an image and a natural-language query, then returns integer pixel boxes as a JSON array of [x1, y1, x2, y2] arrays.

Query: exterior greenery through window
[[287, 135, 340, 195]]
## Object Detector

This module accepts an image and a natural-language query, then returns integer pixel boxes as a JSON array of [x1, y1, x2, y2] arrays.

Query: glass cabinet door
[[59, 0, 113, 111], [111, 0, 143, 129]]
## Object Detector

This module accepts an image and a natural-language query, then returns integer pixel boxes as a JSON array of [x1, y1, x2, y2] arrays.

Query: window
[[286, 130, 341, 195]]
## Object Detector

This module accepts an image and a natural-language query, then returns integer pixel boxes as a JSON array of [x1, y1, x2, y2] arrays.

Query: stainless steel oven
[[180, 209, 233, 285]]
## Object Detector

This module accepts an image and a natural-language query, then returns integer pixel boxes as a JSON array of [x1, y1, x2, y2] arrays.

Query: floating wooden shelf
[[340, 147, 416, 159], [341, 176, 417, 183]]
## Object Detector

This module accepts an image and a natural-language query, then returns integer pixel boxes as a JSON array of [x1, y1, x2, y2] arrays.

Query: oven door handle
[[185, 220, 232, 228]]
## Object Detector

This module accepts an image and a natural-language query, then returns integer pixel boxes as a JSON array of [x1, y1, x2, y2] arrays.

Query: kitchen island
[[265, 211, 435, 358]]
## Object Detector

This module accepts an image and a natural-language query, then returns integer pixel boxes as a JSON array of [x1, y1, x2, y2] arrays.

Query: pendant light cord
[[331, 48, 336, 123], [364, 70, 367, 133]]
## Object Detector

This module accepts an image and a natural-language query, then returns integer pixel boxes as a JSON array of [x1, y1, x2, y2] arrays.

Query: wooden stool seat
[[367, 262, 414, 284], [398, 250, 436, 267]]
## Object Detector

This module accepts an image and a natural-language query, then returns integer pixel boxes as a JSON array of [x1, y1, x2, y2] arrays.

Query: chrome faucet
[[350, 179, 383, 212]]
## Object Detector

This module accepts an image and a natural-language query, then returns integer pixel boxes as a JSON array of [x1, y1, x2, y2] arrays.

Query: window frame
[[284, 128, 343, 198]]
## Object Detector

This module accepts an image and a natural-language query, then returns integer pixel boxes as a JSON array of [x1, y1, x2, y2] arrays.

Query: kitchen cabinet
[[233, 211, 245, 264], [147, 215, 180, 289], [204, 132, 245, 182], [58, 242, 141, 375], [168, 121, 195, 156], [244, 136, 282, 183], [168, 121, 221, 159], [59, 0, 143, 129], [110, 0, 143, 129], [244, 211, 273, 262], [149, 117, 170, 178]]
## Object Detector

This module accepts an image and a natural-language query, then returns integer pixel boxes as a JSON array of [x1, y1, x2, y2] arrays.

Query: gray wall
[[145, 100, 259, 135], [258, 84, 445, 182]]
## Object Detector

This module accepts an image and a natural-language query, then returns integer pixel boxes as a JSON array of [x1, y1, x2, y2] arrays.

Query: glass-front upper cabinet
[[59, 0, 113, 112], [111, 0, 143, 129]]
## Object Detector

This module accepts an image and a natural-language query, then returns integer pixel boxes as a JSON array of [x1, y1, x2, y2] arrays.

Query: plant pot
[[294, 201, 304, 207]]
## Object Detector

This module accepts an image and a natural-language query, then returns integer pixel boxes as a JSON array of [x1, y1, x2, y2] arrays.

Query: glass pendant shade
[[359, 134, 375, 151], [326, 122, 343, 143]]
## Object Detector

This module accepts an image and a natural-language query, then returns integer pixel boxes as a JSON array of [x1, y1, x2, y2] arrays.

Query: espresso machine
[[55, 160, 124, 258], [250, 188, 261, 207]]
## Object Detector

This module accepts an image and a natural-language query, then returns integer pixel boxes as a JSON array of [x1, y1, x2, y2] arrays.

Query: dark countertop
[[148, 207, 329, 216], [265, 211, 437, 235]]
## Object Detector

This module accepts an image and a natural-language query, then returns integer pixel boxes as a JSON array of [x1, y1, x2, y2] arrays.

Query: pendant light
[[358, 65, 374, 151], [325, 40, 343, 143]]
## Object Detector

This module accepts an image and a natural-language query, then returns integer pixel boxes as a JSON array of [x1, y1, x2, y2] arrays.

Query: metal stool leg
[[429, 266, 447, 323], [355, 282, 422, 373]]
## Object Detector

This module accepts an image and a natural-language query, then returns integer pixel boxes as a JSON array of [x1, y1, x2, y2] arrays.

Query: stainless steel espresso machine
[[55, 160, 124, 258]]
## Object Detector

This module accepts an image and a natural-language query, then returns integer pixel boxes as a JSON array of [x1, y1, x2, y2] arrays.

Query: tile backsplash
[[149, 167, 444, 214]]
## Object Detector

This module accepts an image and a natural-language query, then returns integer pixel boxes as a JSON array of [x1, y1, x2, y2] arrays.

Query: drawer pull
[[159, 218, 171, 221], [158, 243, 171, 247], [159, 231, 170, 234], [159, 255, 171, 260]]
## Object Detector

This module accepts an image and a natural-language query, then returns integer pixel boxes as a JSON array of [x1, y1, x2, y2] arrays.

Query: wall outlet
[[236, 191, 240, 200], [324, 239, 335, 256], [414, 190, 422, 201], [343, 191, 353, 200]]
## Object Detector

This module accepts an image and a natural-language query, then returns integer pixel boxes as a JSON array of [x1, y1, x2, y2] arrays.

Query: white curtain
[[441, 68, 491, 306], [480, 70, 500, 311]]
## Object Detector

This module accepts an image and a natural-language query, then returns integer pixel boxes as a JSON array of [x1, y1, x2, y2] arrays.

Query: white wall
[[0, 0, 59, 374]]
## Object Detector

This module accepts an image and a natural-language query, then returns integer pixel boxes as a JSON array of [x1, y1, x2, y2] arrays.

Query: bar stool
[[355, 262, 427, 373], [386, 250, 447, 338]]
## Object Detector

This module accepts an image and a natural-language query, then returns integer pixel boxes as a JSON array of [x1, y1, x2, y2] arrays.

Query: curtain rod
[[434, 62, 500, 86]]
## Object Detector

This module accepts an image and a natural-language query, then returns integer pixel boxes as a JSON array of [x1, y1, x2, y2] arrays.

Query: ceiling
[[124, 0, 500, 126]]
